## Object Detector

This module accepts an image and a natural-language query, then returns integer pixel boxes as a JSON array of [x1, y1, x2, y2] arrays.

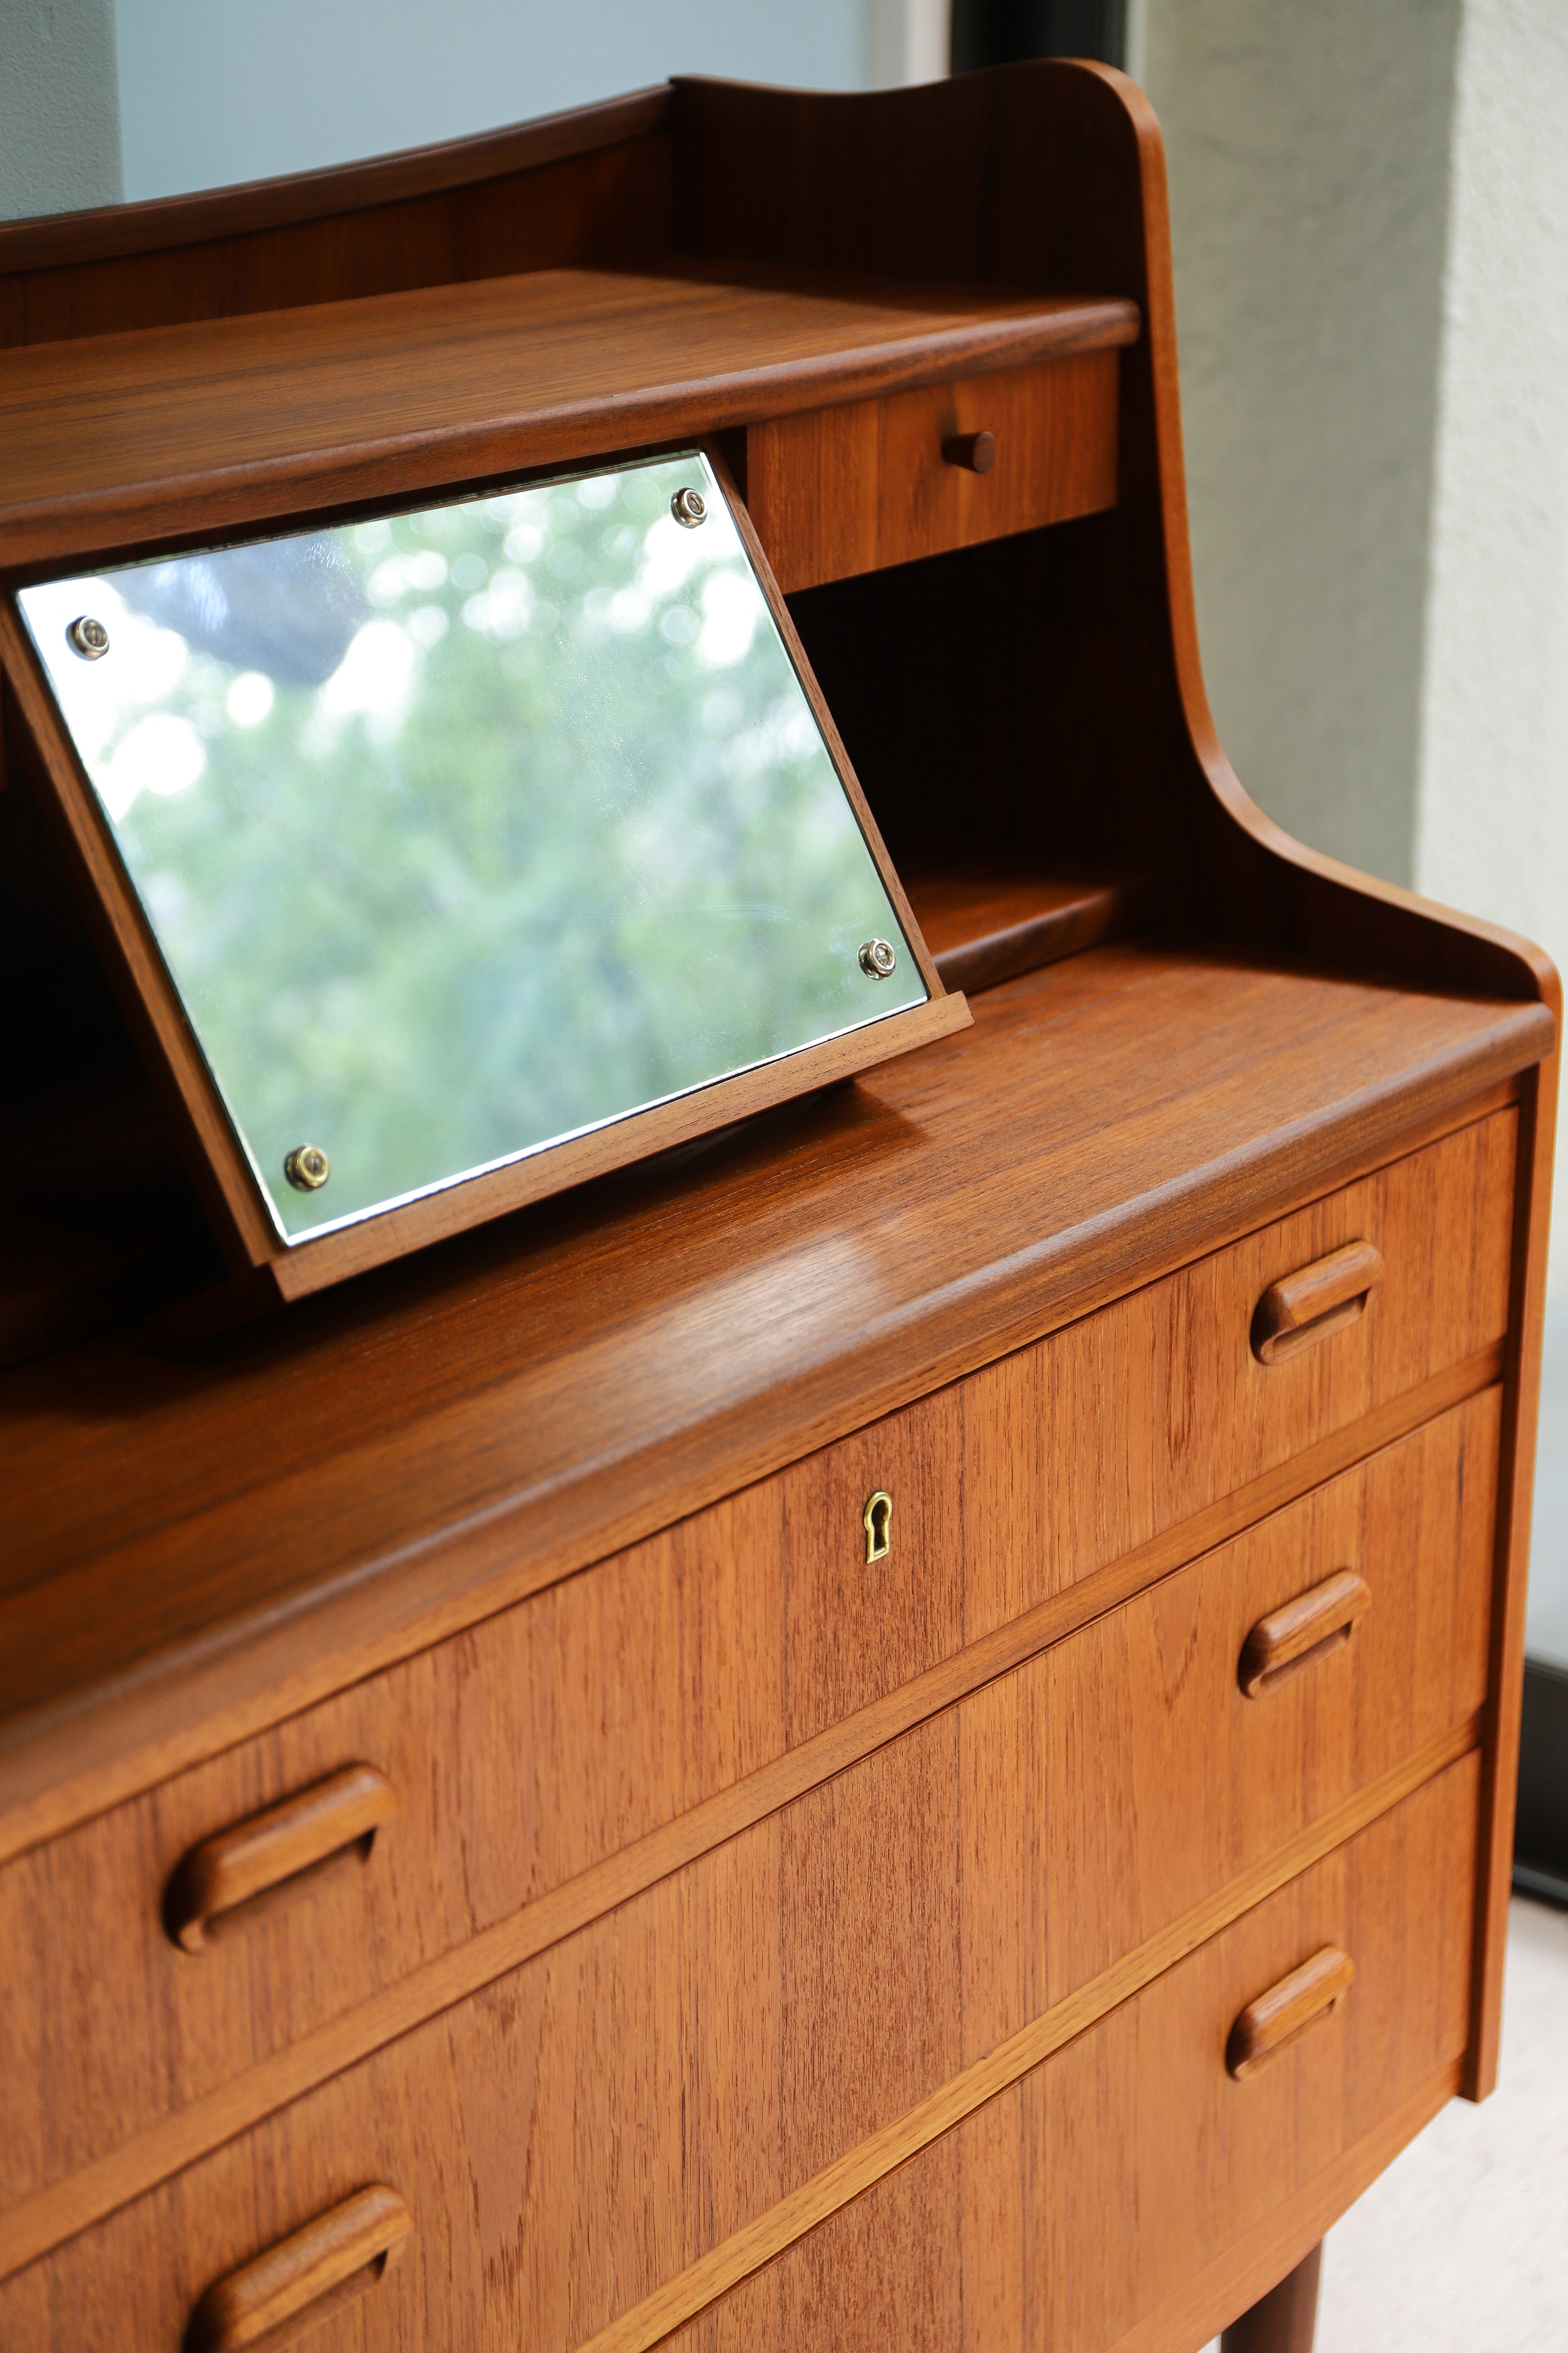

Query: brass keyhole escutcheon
[[863, 1490, 892, 1564]]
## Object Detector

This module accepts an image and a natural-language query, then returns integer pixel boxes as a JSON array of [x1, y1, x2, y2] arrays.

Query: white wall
[[1414, 1, 1568, 1073], [2, 2, 950, 216], [0, 0, 122, 218], [1136, 0, 1463, 889], [867, 0, 951, 88], [1140, 0, 1568, 1297], [112, 1, 918, 205], [1412, 1, 1568, 1658]]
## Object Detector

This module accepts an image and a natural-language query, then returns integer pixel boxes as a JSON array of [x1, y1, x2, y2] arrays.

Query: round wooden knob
[[942, 430, 996, 474]]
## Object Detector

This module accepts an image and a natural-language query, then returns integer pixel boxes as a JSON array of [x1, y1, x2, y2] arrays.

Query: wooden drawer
[[1, 1402, 1492, 2341], [745, 351, 1120, 592], [665, 1755, 1479, 2353], [0, 1111, 1512, 2223]]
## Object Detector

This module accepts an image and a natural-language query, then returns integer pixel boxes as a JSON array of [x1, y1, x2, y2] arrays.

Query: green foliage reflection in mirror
[[19, 453, 923, 1242]]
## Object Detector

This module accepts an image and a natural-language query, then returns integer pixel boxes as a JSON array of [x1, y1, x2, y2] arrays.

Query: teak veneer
[[0, 266, 1137, 573], [0, 56, 1556, 2353]]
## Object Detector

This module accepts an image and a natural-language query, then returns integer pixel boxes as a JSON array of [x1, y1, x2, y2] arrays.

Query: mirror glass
[[19, 452, 923, 1242]]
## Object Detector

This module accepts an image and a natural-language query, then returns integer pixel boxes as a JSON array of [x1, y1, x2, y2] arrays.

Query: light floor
[[1202, 1894, 1568, 2350]]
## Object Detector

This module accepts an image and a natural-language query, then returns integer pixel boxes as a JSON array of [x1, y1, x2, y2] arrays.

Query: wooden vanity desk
[[0, 62, 1556, 2353]]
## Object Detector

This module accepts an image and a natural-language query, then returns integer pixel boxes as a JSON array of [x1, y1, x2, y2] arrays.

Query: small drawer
[[955, 1102, 1516, 1643], [0, 1110, 1513, 2219], [745, 351, 1121, 592], [0, 1405, 1490, 2344]]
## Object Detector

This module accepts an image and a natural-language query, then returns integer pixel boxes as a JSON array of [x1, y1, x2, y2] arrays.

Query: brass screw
[[670, 487, 707, 528], [66, 616, 110, 660], [284, 1144, 330, 1192], [858, 938, 897, 979]]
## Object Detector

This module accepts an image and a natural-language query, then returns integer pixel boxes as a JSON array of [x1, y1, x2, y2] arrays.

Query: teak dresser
[[0, 62, 1556, 2353]]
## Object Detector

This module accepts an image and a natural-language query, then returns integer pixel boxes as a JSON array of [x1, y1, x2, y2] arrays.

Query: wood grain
[[0, 89, 673, 283], [0, 1739, 1480, 2344], [676, 65, 1555, 2152], [0, 269, 1137, 571], [1226, 1948, 1356, 2081], [1111, 2064, 1458, 2353], [1219, 2245, 1322, 2353], [162, 1763, 398, 1954], [0, 979, 1535, 1867], [745, 352, 1121, 591], [1252, 1239, 1385, 1366], [741, 62, 1558, 1009], [0, 1388, 1496, 2269], [906, 867, 1155, 995], [0, 64, 1555, 2351], [1237, 1570, 1371, 1700], [1466, 1045, 1559, 2096], [645, 1759, 1475, 2353], [184, 2184, 411, 2353]]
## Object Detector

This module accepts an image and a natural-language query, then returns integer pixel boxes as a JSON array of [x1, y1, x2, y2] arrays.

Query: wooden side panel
[[746, 352, 1119, 593], [0, 1118, 1512, 2209], [1468, 1047, 1559, 2094], [0, 1754, 1479, 2351]]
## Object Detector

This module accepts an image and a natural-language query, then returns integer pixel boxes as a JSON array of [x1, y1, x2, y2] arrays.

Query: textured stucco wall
[[1139, 1, 1566, 1293], [0, 0, 122, 218], [1414, 1, 1568, 1073], [1136, 2, 1462, 886]]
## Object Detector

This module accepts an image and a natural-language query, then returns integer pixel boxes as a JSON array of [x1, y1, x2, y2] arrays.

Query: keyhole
[[863, 1490, 892, 1564]]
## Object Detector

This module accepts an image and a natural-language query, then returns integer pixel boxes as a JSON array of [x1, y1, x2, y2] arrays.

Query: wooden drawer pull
[[165, 1763, 397, 1953], [1238, 1568, 1370, 1698], [186, 2183, 411, 2352], [942, 428, 996, 473], [1251, 1239, 1384, 1365], [1227, 1946, 1354, 2080]]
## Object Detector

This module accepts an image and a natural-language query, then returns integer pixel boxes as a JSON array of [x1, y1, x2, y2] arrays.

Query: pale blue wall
[[114, 1, 870, 204], [0, 0, 122, 218]]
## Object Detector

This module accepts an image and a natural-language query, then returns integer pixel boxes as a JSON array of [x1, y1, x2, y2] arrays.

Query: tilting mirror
[[17, 450, 954, 1283]]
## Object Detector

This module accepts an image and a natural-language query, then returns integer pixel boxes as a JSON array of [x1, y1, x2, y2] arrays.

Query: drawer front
[[2, 1406, 1491, 2346], [665, 1755, 1478, 2353], [0, 1110, 1513, 2214], [745, 351, 1120, 592]]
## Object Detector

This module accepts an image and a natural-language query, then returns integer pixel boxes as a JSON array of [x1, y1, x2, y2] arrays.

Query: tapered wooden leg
[[1220, 2242, 1322, 2353]]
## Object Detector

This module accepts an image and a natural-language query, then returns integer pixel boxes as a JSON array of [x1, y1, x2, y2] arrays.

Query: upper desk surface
[[0, 936, 1550, 1854], [0, 263, 1138, 570]]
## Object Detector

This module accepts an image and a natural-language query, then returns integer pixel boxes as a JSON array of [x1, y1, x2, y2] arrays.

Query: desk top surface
[[0, 934, 1549, 1855], [0, 264, 1138, 570]]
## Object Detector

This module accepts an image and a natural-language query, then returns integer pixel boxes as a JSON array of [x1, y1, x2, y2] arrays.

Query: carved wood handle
[[1226, 1946, 1355, 2081], [1251, 1240, 1384, 1365], [165, 1763, 397, 1953], [942, 429, 996, 473], [1238, 1570, 1371, 1698], [185, 2184, 411, 2352]]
